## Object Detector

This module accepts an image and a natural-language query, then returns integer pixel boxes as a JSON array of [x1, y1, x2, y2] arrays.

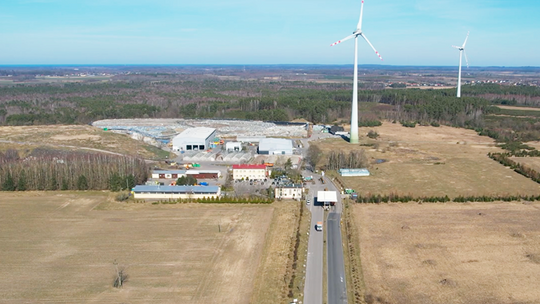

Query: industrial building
[[172, 127, 216, 152], [236, 136, 266, 143], [258, 138, 293, 155], [186, 170, 221, 179], [339, 168, 370, 177], [132, 185, 221, 200], [225, 141, 242, 152], [275, 184, 304, 200], [152, 170, 186, 179], [232, 164, 269, 180]]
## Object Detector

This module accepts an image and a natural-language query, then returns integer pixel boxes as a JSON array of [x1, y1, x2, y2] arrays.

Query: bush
[[358, 120, 382, 127], [115, 192, 130, 201], [430, 121, 440, 127], [367, 130, 379, 139], [400, 121, 416, 128]]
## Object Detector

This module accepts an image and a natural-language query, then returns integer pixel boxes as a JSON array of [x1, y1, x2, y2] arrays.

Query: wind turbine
[[331, 0, 383, 144], [453, 31, 469, 98]]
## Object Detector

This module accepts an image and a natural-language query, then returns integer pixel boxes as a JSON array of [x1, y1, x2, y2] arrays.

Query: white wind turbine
[[331, 0, 383, 144], [453, 31, 470, 98]]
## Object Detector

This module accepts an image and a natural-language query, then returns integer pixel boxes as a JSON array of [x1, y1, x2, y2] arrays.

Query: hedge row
[[153, 196, 273, 205], [355, 193, 540, 204]]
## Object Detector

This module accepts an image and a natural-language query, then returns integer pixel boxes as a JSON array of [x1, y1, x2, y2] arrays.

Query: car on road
[[315, 221, 323, 231], [307, 198, 310, 205]]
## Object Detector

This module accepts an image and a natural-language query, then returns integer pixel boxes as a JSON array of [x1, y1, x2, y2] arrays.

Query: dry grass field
[[0, 125, 170, 159], [315, 123, 540, 197], [354, 202, 540, 304], [0, 192, 273, 304], [512, 157, 540, 173]]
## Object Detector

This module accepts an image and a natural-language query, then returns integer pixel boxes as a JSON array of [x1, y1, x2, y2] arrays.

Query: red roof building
[[232, 164, 267, 170], [232, 164, 269, 180]]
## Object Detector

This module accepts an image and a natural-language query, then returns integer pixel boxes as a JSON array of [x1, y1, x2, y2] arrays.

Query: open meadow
[[316, 123, 540, 197], [0, 192, 275, 304], [354, 202, 540, 304], [0, 125, 170, 160]]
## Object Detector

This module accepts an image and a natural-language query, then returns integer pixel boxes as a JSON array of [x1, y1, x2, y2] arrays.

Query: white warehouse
[[226, 141, 242, 152], [172, 127, 216, 152], [258, 138, 293, 155]]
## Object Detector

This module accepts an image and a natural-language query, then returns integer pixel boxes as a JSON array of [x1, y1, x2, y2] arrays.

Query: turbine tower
[[331, 0, 383, 144], [453, 31, 470, 98]]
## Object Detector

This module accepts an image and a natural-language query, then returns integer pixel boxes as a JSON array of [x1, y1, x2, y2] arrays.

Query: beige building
[[275, 184, 304, 200]]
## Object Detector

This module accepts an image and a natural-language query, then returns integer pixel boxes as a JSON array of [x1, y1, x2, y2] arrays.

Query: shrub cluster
[[400, 121, 417, 128], [358, 120, 382, 127]]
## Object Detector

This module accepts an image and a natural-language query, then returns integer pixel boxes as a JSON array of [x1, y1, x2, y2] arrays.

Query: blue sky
[[0, 0, 538, 66]]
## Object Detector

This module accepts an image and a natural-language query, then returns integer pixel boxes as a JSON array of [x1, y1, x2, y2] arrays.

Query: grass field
[[314, 123, 540, 197], [0, 192, 274, 303], [0, 125, 171, 159], [354, 202, 540, 304], [512, 157, 540, 172]]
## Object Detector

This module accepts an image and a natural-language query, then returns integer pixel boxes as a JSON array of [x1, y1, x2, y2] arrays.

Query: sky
[[0, 0, 539, 66]]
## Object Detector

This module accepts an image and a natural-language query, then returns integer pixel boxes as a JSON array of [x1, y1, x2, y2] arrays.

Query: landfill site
[[92, 118, 307, 141], [92, 118, 309, 164]]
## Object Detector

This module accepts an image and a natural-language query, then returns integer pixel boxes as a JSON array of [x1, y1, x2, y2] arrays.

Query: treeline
[[326, 150, 368, 170], [0, 149, 148, 191], [355, 193, 540, 203], [153, 196, 273, 204]]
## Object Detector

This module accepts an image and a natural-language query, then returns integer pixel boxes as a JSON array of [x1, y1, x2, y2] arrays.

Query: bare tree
[[113, 260, 128, 288]]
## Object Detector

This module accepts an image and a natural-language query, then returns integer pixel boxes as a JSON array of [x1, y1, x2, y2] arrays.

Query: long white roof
[[175, 127, 216, 140], [317, 191, 338, 202], [259, 138, 293, 151]]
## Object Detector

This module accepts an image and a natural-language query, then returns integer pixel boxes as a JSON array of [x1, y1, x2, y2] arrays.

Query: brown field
[[512, 157, 540, 172], [354, 202, 540, 304], [0, 192, 273, 303], [0, 125, 170, 159], [315, 123, 540, 197], [496, 105, 540, 111]]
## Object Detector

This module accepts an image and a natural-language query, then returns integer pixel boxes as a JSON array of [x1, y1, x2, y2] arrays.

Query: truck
[[315, 221, 323, 231]]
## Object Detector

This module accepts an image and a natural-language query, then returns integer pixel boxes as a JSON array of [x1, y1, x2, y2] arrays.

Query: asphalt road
[[324, 176, 348, 304], [303, 178, 325, 304], [327, 211, 348, 304]]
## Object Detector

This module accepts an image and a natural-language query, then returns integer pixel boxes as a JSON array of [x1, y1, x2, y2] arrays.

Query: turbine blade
[[357, 0, 365, 31], [360, 33, 383, 61], [464, 50, 469, 68], [330, 34, 355, 46], [452, 45, 460, 49], [462, 31, 470, 48]]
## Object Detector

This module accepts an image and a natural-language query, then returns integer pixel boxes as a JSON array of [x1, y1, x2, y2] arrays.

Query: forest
[[0, 148, 148, 191], [0, 71, 539, 142]]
